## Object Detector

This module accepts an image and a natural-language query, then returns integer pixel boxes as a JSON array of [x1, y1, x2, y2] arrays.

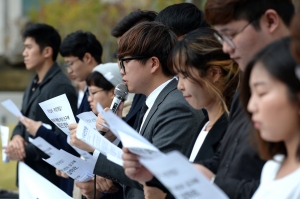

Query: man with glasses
[[121, 1, 295, 199], [60, 30, 103, 115], [95, 21, 204, 199]]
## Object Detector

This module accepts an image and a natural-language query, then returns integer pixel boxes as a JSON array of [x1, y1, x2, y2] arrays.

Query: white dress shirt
[[252, 155, 300, 199]]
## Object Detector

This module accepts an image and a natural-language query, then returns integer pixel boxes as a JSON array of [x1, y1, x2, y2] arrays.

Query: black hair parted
[[22, 23, 61, 61], [60, 30, 103, 64], [111, 9, 157, 38]]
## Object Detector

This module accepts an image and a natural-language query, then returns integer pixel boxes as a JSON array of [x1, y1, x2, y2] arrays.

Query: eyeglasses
[[214, 22, 253, 49], [64, 58, 80, 69], [87, 90, 105, 99], [119, 56, 149, 73]]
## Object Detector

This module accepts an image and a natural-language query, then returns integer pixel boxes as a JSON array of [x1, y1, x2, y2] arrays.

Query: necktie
[[136, 102, 148, 133]]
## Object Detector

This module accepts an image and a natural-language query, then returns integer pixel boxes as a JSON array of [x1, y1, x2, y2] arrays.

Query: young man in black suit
[[5, 23, 78, 196]]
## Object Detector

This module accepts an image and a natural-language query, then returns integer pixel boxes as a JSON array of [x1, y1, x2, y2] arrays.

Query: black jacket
[[195, 91, 265, 199], [12, 63, 77, 187]]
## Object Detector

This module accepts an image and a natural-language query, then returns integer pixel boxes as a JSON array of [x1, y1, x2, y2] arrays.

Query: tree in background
[[28, 0, 183, 63]]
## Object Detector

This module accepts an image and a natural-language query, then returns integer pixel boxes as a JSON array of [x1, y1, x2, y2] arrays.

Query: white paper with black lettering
[[96, 103, 162, 159], [76, 119, 123, 165], [76, 111, 97, 130], [29, 137, 59, 157], [39, 94, 76, 135], [19, 162, 72, 199], [1, 99, 23, 119], [0, 125, 9, 163], [141, 151, 229, 199], [43, 149, 94, 182]]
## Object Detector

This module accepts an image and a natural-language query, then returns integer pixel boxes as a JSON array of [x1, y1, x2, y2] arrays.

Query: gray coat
[[94, 79, 204, 199], [12, 63, 77, 186]]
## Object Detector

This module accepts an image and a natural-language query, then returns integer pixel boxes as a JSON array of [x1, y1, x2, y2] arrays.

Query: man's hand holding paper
[[19, 116, 42, 136]]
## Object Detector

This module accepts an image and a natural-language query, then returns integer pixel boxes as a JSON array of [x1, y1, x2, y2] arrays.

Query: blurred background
[[0, 0, 299, 193]]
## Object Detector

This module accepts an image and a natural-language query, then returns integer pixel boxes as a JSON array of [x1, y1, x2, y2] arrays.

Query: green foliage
[[27, 0, 184, 62]]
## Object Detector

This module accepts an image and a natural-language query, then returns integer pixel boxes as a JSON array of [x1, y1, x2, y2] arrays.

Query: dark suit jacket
[[147, 112, 229, 199], [12, 63, 77, 189], [197, 91, 265, 199], [189, 112, 228, 162], [94, 79, 204, 199]]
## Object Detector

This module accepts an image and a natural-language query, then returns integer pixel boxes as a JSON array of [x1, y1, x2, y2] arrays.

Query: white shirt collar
[[145, 78, 173, 110]]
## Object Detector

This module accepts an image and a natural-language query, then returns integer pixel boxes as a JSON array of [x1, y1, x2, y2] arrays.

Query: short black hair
[[86, 71, 114, 91], [155, 3, 210, 36], [22, 23, 61, 61], [111, 9, 157, 38], [60, 30, 103, 64]]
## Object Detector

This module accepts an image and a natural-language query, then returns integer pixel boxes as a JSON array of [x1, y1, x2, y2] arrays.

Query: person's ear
[[109, 88, 115, 100], [208, 66, 222, 83], [150, 57, 160, 74], [260, 9, 280, 34], [42, 46, 53, 59], [83, 52, 93, 64]]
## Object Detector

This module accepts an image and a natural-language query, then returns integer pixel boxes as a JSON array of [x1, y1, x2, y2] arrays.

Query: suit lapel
[[195, 112, 228, 160], [140, 79, 177, 136]]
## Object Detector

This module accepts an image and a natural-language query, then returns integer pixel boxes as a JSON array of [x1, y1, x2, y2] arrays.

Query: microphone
[[110, 83, 128, 113]]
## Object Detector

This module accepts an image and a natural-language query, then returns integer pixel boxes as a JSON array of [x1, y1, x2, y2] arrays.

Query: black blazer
[[189, 112, 228, 162], [152, 112, 229, 199], [12, 63, 77, 187]]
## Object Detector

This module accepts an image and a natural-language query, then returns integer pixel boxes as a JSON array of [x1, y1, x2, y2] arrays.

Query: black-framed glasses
[[214, 21, 254, 49], [119, 56, 149, 73], [63, 58, 80, 69], [87, 89, 105, 99]]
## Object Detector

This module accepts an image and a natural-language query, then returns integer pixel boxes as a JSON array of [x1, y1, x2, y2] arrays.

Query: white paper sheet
[[141, 151, 229, 199], [43, 149, 94, 182], [76, 119, 123, 165], [19, 162, 72, 199], [96, 103, 163, 159], [0, 125, 9, 163], [76, 111, 97, 130], [1, 99, 23, 118], [39, 94, 76, 135], [29, 137, 59, 157], [66, 136, 95, 166]]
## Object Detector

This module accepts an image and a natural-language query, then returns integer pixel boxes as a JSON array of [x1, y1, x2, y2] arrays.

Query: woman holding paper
[[240, 38, 300, 199], [140, 27, 240, 199]]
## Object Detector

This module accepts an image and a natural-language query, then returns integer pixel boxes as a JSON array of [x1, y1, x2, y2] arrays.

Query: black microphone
[[110, 83, 129, 113]]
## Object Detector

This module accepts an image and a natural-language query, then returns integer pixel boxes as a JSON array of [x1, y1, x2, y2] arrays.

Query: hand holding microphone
[[96, 83, 128, 140]]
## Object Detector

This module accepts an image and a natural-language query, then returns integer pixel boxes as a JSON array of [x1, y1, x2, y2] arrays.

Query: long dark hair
[[241, 37, 300, 160]]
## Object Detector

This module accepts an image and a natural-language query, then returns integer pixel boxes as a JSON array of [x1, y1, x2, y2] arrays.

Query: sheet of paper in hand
[[0, 125, 9, 163], [39, 94, 76, 135], [1, 99, 23, 119], [96, 103, 164, 160], [141, 151, 229, 199], [66, 136, 95, 166], [29, 137, 59, 157], [43, 149, 94, 182], [76, 111, 97, 130], [76, 119, 123, 166], [19, 162, 72, 199]]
